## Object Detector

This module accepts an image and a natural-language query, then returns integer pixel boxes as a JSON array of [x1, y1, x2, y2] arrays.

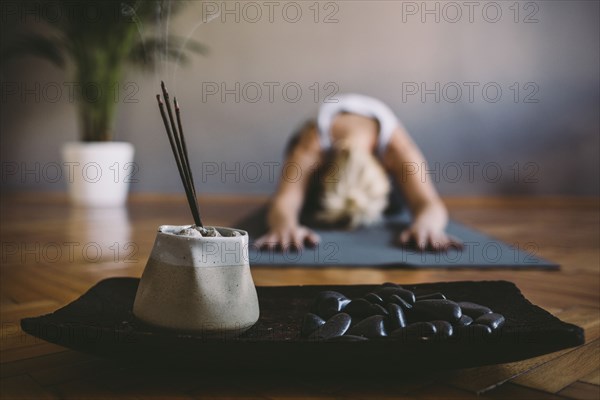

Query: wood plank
[[411, 384, 480, 399], [1, 342, 67, 364], [0, 300, 60, 316], [2, 268, 82, 305], [484, 382, 568, 399], [52, 368, 206, 400], [579, 369, 600, 386], [557, 381, 600, 400], [0, 276, 49, 304], [107, 368, 226, 398], [0, 350, 92, 379], [29, 358, 119, 387], [442, 306, 599, 394], [511, 339, 600, 393], [0, 195, 598, 398], [333, 384, 429, 400], [29, 264, 97, 296], [0, 301, 61, 343], [0, 374, 58, 399], [441, 348, 576, 395], [0, 300, 69, 368], [237, 375, 342, 400], [0, 296, 18, 307], [51, 376, 143, 400]]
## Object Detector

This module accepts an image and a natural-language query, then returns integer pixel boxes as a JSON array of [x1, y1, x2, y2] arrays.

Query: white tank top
[[317, 94, 400, 157]]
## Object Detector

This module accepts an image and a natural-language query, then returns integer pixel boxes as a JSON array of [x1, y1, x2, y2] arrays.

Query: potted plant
[[2, 0, 205, 206]]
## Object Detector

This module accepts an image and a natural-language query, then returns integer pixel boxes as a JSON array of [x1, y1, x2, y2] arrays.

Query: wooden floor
[[1, 194, 599, 400]]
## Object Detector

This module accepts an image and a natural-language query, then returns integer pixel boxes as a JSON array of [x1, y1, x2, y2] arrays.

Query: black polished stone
[[371, 304, 389, 316], [314, 291, 351, 319], [343, 299, 371, 316], [364, 292, 384, 305], [326, 335, 369, 342], [389, 295, 413, 311], [344, 299, 387, 318], [376, 287, 416, 305], [411, 299, 462, 323], [314, 290, 349, 303], [416, 292, 447, 301], [301, 313, 325, 337], [431, 320, 453, 337], [391, 322, 437, 340], [387, 303, 407, 331], [455, 314, 473, 327], [459, 323, 493, 337], [476, 313, 506, 330], [458, 301, 493, 319], [309, 313, 352, 340], [348, 315, 388, 338]]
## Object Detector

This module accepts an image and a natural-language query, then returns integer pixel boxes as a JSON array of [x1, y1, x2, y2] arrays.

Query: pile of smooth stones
[[301, 283, 506, 341]]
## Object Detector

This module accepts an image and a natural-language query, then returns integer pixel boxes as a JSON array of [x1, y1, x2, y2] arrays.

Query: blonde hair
[[316, 144, 391, 229]]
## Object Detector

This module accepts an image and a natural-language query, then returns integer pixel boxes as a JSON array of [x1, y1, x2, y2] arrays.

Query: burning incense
[[156, 82, 203, 227]]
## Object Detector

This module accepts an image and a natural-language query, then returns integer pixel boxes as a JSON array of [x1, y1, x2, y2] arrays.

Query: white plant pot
[[61, 142, 135, 207]]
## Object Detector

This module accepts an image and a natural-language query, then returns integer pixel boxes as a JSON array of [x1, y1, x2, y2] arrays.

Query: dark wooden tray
[[21, 278, 583, 373]]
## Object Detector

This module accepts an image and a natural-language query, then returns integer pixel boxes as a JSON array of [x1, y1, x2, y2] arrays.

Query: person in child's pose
[[255, 93, 461, 252]]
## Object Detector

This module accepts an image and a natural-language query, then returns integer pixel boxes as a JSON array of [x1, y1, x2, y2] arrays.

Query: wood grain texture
[[557, 382, 600, 400], [511, 340, 600, 393], [0, 194, 598, 400], [580, 369, 600, 386], [483, 382, 568, 399], [442, 306, 600, 393]]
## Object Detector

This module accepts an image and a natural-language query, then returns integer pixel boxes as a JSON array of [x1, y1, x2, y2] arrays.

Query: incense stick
[[174, 97, 197, 197], [161, 82, 192, 194], [156, 83, 203, 227], [160, 82, 191, 191]]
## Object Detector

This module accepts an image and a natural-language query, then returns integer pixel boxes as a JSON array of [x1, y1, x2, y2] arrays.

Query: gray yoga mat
[[236, 208, 558, 269]]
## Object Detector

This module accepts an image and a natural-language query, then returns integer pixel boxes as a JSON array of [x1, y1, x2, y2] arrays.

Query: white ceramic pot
[[61, 142, 135, 207], [133, 226, 260, 335]]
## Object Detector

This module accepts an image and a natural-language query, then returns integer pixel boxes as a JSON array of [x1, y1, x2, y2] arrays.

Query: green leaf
[[3, 0, 205, 141], [1, 34, 65, 68]]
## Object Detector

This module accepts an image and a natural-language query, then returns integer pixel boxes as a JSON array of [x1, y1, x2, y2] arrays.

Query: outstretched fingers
[[254, 226, 321, 252], [397, 228, 463, 252], [254, 232, 277, 250], [304, 229, 321, 248]]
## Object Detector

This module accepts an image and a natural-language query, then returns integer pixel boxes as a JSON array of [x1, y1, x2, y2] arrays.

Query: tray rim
[[20, 277, 585, 372]]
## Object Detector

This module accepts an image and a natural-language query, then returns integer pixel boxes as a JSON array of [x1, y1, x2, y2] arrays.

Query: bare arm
[[254, 125, 323, 250], [382, 127, 460, 251]]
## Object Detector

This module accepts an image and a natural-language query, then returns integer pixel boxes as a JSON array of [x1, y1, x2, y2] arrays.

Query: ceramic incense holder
[[133, 225, 259, 335]]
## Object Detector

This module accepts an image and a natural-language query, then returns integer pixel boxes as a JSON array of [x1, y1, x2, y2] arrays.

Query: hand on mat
[[397, 223, 463, 252], [254, 225, 321, 251]]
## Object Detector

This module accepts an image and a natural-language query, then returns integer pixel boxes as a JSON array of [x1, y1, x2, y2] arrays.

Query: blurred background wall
[[1, 0, 598, 196]]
